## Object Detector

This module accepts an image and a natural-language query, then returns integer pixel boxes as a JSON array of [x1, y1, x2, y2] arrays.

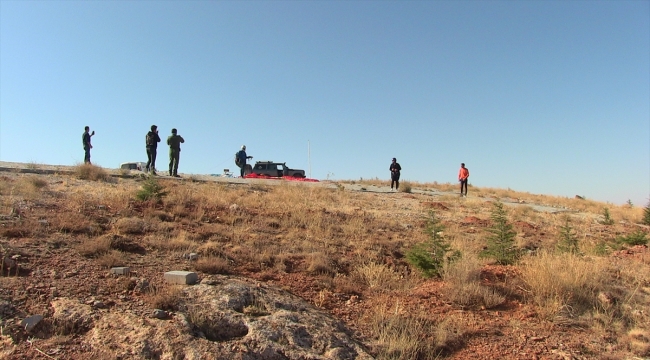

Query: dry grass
[[1, 169, 649, 358], [444, 255, 505, 309], [77, 236, 112, 257], [365, 299, 464, 359], [194, 256, 230, 274], [520, 251, 605, 320], [96, 250, 127, 268], [145, 284, 183, 311], [74, 163, 109, 181], [114, 217, 148, 235], [351, 262, 414, 292]]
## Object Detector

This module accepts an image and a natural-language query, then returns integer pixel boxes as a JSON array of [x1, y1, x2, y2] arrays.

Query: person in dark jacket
[[145, 125, 161, 175], [167, 128, 184, 177], [236, 145, 253, 178], [82, 126, 95, 164], [389, 158, 401, 191]]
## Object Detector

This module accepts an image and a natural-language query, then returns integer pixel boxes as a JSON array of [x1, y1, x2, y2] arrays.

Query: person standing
[[167, 128, 184, 177], [145, 125, 161, 175], [235, 145, 253, 178], [82, 126, 95, 164], [389, 158, 401, 191], [458, 163, 470, 197]]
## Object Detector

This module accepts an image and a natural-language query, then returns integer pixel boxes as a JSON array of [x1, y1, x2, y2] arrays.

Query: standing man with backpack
[[235, 145, 253, 178], [145, 125, 161, 175], [82, 126, 95, 164], [458, 163, 470, 197], [389, 158, 401, 191], [167, 128, 184, 177]]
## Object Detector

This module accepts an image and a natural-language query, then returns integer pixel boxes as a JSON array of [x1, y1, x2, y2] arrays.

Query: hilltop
[[0, 163, 648, 359]]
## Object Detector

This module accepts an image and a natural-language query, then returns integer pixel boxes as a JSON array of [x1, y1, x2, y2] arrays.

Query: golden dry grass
[[520, 251, 606, 320], [2, 170, 648, 358]]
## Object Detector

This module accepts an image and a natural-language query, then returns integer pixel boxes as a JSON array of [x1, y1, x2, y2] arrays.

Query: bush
[[480, 202, 520, 265], [616, 231, 648, 246], [399, 182, 412, 193], [642, 201, 650, 225], [406, 211, 460, 278], [600, 207, 615, 225], [75, 164, 109, 181], [136, 176, 167, 201], [556, 217, 580, 254]]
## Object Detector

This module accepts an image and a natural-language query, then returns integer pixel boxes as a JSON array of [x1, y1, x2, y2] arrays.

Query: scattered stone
[[346, 295, 359, 306], [110, 267, 131, 275], [93, 301, 106, 309], [132, 278, 150, 294], [21, 314, 43, 331], [201, 279, 219, 286], [164, 271, 198, 285], [38, 220, 48, 226], [182, 253, 199, 260], [151, 309, 168, 319], [229, 204, 239, 211], [1, 257, 16, 269]]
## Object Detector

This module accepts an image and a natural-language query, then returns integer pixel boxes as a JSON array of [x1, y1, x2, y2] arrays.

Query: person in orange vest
[[458, 163, 469, 197]]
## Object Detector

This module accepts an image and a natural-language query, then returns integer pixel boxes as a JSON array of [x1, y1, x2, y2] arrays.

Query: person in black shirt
[[389, 158, 401, 191]]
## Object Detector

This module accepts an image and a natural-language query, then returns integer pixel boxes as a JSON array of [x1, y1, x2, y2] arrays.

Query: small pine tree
[[642, 201, 650, 226], [136, 176, 167, 201], [600, 207, 615, 225], [406, 210, 460, 278], [480, 202, 519, 265], [556, 217, 579, 254]]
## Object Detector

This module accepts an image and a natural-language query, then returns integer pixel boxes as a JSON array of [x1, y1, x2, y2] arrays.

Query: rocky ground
[[0, 162, 648, 359]]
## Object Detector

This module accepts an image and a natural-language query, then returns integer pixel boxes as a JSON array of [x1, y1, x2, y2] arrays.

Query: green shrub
[[600, 207, 615, 225], [642, 201, 650, 225], [406, 211, 460, 278], [480, 202, 520, 265], [136, 177, 167, 201], [616, 231, 648, 246], [556, 217, 580, 255]]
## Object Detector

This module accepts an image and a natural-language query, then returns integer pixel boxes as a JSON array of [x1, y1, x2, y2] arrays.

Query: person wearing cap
[[458, 163, 470, 197], [236, 145, 253, 178], [145, 125, 161, 175], [167, 128, 184, 177], [389, 158, 402, 191]]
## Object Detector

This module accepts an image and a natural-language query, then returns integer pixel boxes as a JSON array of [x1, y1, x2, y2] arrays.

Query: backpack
[[234, 152, 242, 166], [146, 132, 155, 146]]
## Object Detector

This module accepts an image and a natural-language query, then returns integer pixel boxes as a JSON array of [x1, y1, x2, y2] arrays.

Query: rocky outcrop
[[86, 276, 372, 359]]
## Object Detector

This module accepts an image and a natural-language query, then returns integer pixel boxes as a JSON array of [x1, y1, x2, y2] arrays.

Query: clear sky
[[1, 1, 648, 205]]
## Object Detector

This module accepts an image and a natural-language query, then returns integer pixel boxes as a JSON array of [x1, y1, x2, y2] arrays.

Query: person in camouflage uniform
[[145, 125, 161, 175], [167, 128, 185, 177]]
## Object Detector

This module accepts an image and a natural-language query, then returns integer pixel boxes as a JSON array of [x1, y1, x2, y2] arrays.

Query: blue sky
[[1, 1, 648, 205]]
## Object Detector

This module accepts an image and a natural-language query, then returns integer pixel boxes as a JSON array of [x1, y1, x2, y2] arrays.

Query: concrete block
[[111, 267, 131, 275], [164, 271, 198, 285]]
